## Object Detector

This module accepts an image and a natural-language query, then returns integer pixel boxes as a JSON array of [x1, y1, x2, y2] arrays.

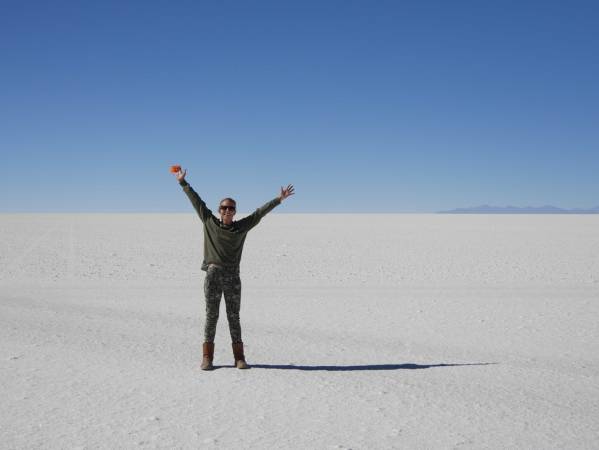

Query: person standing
[[174, 167, 294, 370]]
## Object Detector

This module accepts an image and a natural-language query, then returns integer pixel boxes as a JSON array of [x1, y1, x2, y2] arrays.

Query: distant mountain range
[[438, 205, 599, 214]]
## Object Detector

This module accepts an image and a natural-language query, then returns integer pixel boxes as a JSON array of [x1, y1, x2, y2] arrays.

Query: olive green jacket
[[180, 180, 280, 270]]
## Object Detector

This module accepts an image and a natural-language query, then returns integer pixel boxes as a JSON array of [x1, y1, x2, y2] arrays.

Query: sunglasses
[[219, 205, 236, 211]]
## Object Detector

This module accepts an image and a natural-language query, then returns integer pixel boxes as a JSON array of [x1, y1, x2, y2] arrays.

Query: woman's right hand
[[176, 168, 187, 182]]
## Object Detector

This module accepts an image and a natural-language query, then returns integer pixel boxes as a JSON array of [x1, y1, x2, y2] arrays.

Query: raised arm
[[238, 184, 295, 231], [174, 168, 213, 223]]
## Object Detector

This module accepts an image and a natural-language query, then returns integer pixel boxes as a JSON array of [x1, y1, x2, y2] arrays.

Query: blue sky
[[1, 0, 598, 212]]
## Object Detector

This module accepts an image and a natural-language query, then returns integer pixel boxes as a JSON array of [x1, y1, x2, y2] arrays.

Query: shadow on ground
[[245, 362, 496, 371]]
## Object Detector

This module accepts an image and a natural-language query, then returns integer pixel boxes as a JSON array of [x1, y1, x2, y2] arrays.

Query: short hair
[[219, 198, 236, 207]]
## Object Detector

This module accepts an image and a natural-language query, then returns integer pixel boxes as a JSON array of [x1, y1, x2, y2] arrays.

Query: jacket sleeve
[[180, 180, 213, 223], [237, 197, 281, 231]]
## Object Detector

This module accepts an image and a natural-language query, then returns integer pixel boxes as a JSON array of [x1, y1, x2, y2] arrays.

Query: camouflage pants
[[203, 264, 242, 343]]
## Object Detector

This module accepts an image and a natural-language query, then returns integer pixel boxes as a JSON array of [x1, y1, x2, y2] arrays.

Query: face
[[219, 200, 236, 225]]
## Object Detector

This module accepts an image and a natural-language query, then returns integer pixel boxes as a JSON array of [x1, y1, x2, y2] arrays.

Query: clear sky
[[1, 0, 598, 212]]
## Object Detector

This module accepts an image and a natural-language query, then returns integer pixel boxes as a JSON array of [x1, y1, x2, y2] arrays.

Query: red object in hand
[[170, 165, 181, 173]]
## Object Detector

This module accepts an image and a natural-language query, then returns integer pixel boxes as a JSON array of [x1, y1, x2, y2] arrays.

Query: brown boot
[[201, 342, 215, 371], [232, 342, 249, 369]]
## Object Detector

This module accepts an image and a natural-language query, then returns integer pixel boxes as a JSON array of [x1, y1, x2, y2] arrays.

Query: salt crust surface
[[1, 213, 598, 449]]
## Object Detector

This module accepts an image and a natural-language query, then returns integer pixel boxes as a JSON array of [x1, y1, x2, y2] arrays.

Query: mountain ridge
[[438, 205, 599, 214]]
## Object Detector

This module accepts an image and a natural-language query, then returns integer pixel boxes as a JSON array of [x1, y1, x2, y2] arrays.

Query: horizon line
[[2, 211, 599, 215]]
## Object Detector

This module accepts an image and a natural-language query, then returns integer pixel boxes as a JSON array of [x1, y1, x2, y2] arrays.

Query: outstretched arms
[[173, 167, 213, 223], [172, 166, 294, 228]]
